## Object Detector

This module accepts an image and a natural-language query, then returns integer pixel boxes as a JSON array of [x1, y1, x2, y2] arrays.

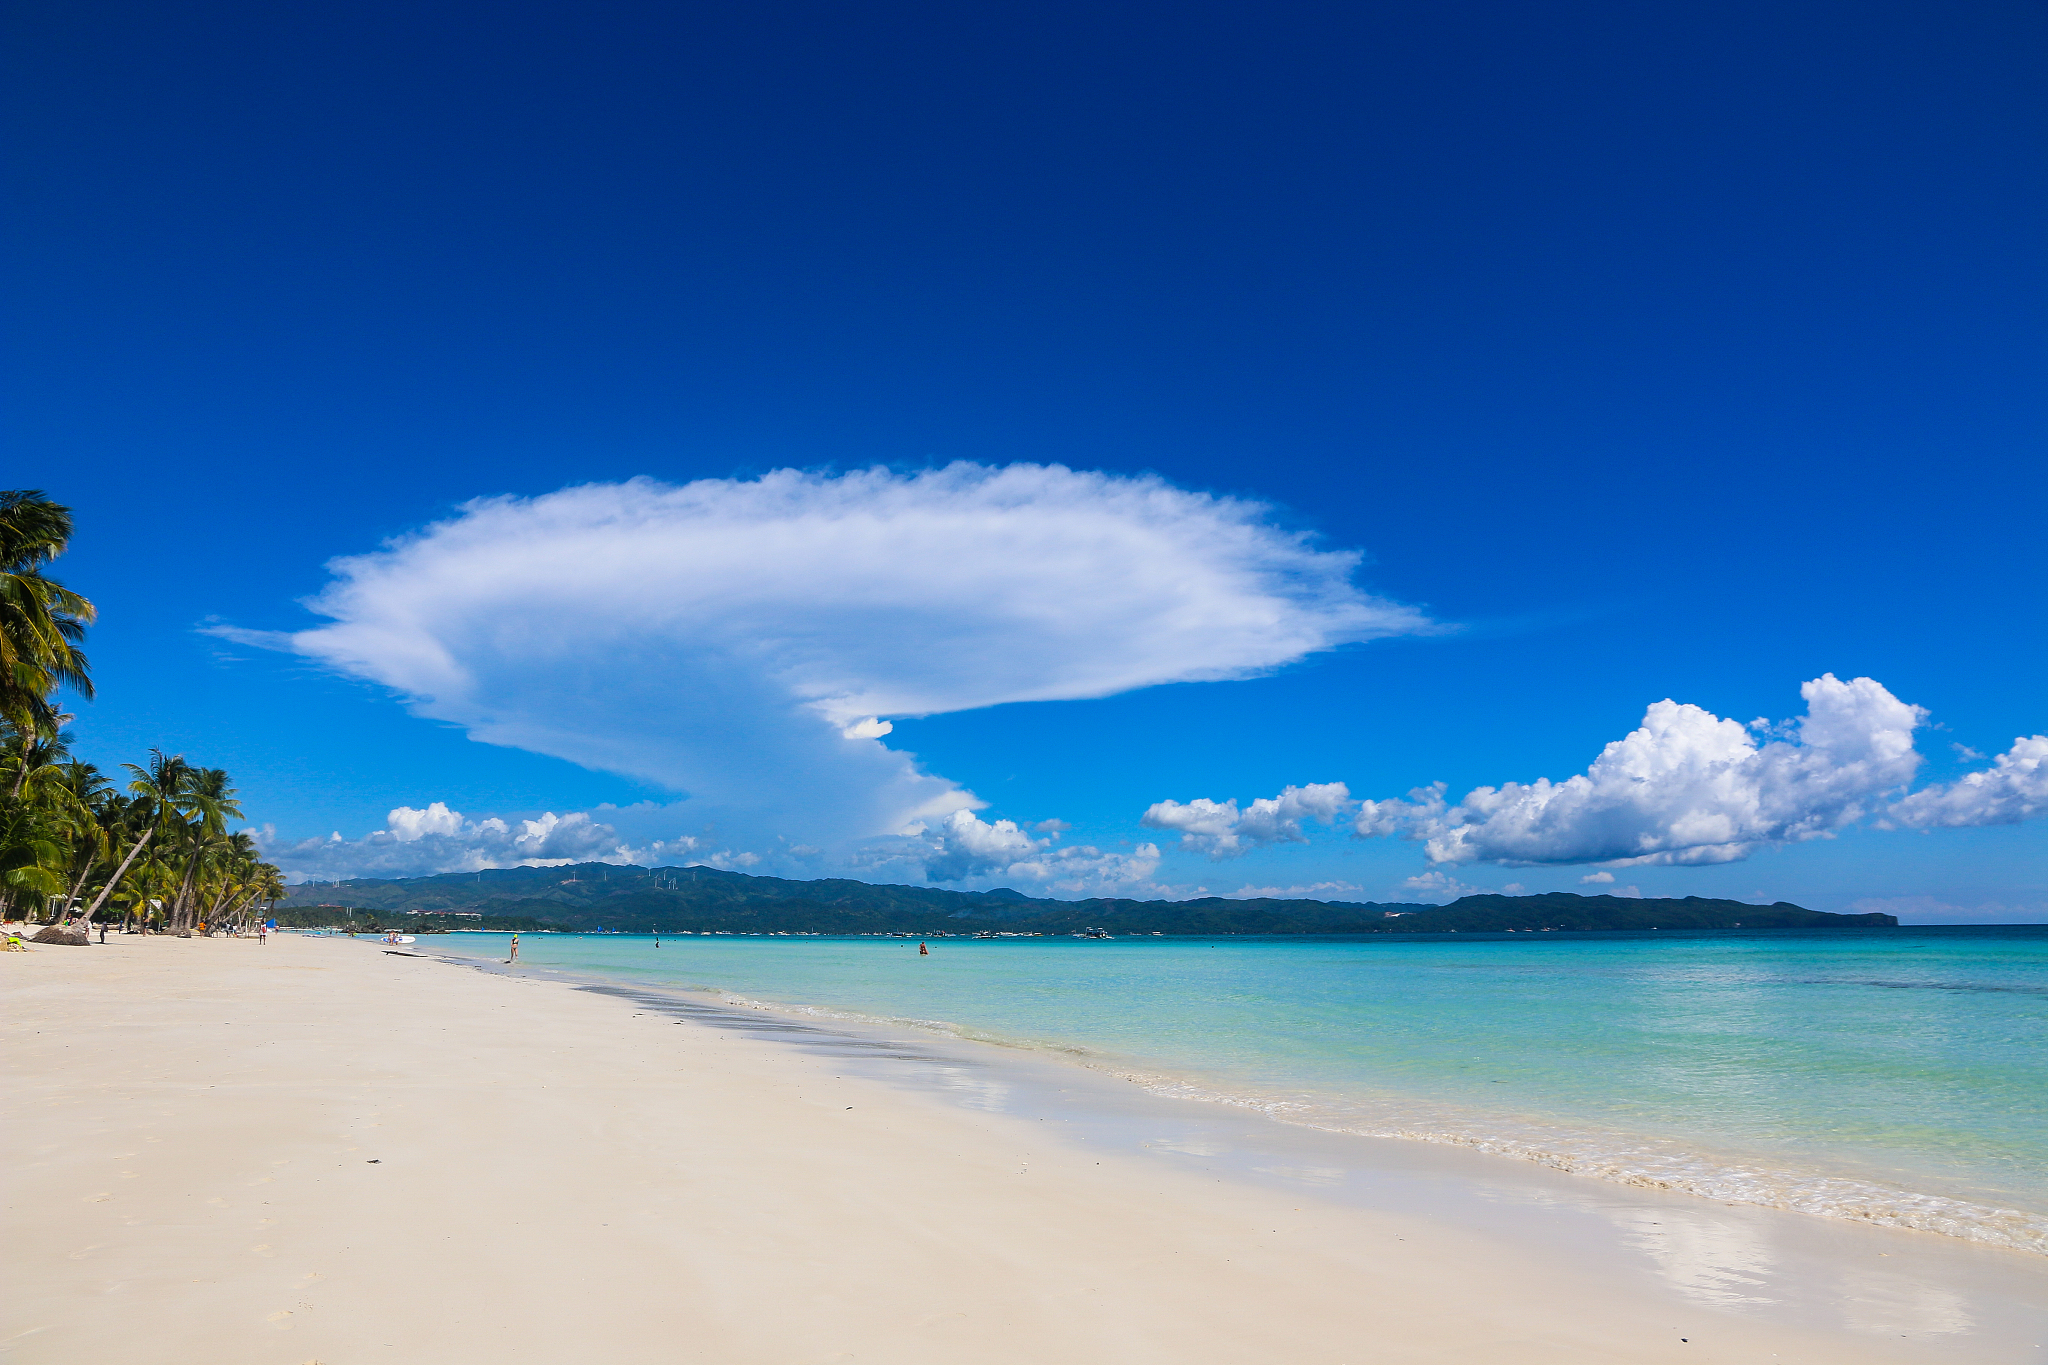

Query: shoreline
[[421, 928, 2048, 1258], [6, 932, 2043, 1362]]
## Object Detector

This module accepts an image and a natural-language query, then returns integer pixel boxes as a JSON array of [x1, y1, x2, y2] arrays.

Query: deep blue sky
[[10, 0, 2045, 916]]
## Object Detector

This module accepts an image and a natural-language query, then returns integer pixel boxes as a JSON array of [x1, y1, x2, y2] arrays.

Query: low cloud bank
[[1148, 676, 2046, 871], [263, 799, 1160, 895], [260, 802, 723, 883], [901, 810, 1161, 892]]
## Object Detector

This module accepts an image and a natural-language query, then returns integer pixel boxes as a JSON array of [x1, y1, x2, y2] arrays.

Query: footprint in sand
[[83, 1193, 110, 1202], [252, 1244, 273, 1256], [266, 1310, 293, 1329]]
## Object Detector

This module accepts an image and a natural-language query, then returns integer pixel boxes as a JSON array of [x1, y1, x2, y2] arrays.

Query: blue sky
[[11, 0, 2044, 919]]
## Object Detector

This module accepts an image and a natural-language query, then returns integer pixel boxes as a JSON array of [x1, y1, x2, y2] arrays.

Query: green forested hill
[[278, 864, 1897, 934]]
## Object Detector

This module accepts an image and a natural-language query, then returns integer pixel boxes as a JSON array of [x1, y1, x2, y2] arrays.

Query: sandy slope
[[2, 932, 1962, 1364]]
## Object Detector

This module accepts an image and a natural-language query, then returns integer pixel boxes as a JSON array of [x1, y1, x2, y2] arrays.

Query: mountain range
[[277, 864, 1898, 934]]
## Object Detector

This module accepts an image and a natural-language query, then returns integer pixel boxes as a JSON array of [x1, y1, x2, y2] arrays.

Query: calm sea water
[[428, 926, 2047, 1253]]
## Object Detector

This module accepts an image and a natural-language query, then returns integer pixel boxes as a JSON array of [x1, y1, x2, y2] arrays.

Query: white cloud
[[690, 848, 763, 870], [1580, 871, 1615, 884], [911, 809, 1161, 892], [259, 802, 772, 883], [921, 809, 1045, 881], [225, 465, 1427, 854], [1883, 735, 2048, 830], [386, 801, 466, 840], [1355, 675, 1928, 867], [1141, 782, 1352, 858], [1401, 870, 1484, 902], [1216, 881, 1365, 899], [258, 803, 670, 881]]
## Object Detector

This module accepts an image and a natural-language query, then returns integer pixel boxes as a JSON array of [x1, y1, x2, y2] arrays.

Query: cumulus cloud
[[258, 801, 763, 882], [910, 809, 1161, 892], [224, 465, 1427, 855], [1579, 871, 1615, 884], [261, 803, 650, 881], [1883, 735, 2048, 830], [1141, 782, 1352, 859], [1355, 675, 1928, 867]]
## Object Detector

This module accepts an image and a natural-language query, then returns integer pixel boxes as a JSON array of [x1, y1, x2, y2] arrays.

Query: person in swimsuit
[[918, 941, 929, 955], [508, 933, 520, 964]]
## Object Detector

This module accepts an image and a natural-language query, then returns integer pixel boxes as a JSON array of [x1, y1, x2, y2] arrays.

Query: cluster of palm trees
[[1, 489, 285, 934]]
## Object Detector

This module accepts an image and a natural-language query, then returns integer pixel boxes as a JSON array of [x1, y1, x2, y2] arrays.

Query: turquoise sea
[[429, 925, 2047, 1254]]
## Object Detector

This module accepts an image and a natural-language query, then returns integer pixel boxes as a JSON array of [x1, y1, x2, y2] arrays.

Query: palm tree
[[161, 767, 242, 932], [194, 829, 261, 930], [0, 491, 95, 759], [76, 800, 156, 929], [250, 863, 287, 928], [0, 794, 65, 918], [0, 722, 90, 921], [120, 750, 195, 933]]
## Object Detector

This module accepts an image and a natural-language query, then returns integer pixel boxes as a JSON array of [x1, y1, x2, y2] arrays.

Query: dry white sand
[[0, 932, 1996, 1363]]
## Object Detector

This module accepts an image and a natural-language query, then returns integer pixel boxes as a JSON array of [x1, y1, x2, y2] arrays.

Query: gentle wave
[[1108, 1068, 2048, 1257], [695, 983, 2048, 1257], [1797, 977, 2048, 995]]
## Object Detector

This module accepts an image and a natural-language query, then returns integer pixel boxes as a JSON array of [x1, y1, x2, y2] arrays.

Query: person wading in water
[[918, 941, 929, 955]]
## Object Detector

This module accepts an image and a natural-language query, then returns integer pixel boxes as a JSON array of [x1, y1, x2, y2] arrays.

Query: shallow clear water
[[427, 926, 2048, 1252]]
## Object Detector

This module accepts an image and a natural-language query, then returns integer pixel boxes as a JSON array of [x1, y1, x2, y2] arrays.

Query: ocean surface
[[427, 925, 2047, 1254]]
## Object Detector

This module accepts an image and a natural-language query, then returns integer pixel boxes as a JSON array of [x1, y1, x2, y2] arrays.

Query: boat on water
[[1074, 926, 1113, 939]]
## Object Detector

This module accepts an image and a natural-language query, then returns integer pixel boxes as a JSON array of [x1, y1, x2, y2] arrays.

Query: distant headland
[[276, 864, 1898, 936]]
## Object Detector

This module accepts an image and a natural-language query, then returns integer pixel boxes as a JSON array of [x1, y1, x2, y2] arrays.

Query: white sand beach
[[3, 932, 2034, 1363]]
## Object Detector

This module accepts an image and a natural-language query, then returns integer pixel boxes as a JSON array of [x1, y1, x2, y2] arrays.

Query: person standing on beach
[[508, 933, 520, 964]]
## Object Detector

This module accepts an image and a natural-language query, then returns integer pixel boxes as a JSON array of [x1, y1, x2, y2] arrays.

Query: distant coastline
[[278, 863, 1896, 936]]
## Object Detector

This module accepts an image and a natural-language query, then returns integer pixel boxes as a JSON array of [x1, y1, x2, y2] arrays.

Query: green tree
[[120, 750, 196, 933], [0, 491, 95, 760]]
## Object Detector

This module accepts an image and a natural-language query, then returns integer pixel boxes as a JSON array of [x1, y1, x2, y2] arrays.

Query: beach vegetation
[[0, 491, 287, 934]]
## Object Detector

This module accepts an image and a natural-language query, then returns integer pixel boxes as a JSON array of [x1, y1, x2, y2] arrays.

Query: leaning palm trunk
[[81, 829, 152, 924], [219, 890, 260, 931], [61, 861, 95, 924]]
